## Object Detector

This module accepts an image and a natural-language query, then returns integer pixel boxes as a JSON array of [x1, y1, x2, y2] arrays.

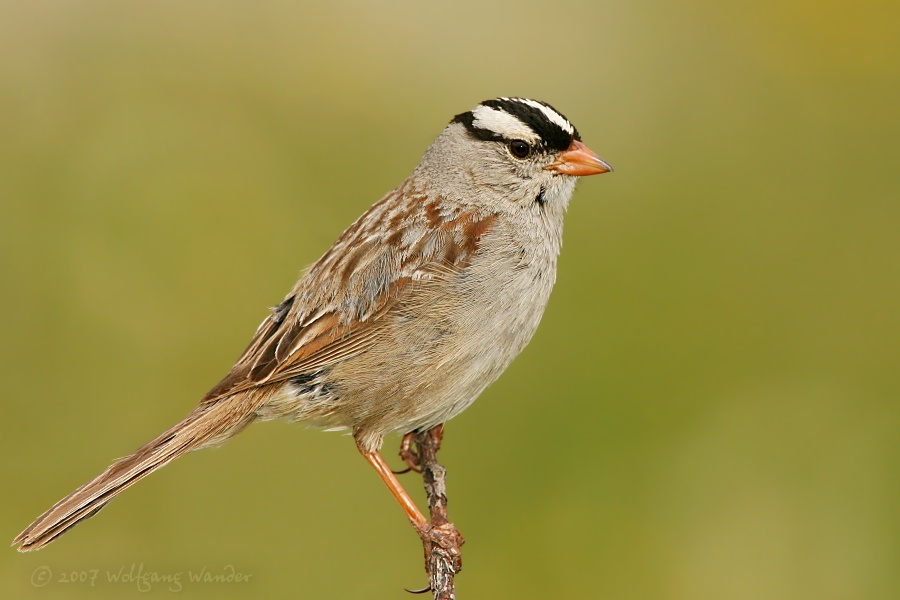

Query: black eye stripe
[[450, 110, 504, 143], [451, 98, 579, 152], [480, 99, 578, 151]]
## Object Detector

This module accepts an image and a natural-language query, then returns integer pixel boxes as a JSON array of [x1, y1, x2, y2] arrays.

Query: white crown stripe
[[507, 98, 575, 135], [470, 105, 541, 142]]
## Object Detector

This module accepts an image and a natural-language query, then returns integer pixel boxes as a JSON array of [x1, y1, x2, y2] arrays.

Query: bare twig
[[414, 425, 464, 600]]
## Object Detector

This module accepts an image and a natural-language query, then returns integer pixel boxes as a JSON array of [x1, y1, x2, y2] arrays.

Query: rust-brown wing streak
[[201, 186, 499, 406]]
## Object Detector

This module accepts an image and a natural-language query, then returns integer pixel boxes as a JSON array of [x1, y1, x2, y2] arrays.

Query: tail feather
[[14, 394, 260, 552]]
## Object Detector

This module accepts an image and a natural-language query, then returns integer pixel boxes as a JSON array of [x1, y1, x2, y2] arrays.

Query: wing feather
[[201, 184, 498, 404]]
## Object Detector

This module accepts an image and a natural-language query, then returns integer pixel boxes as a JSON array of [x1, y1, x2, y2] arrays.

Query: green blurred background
[[2, 1, 898, 598]]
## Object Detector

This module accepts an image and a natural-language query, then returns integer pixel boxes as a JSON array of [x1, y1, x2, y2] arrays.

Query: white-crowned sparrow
[[15, 97, 611, 552]]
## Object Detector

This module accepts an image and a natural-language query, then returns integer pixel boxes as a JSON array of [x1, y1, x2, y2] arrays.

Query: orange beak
[[545, 139, 612, 176]]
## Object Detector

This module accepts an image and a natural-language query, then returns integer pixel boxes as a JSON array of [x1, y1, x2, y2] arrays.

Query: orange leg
[[359, 446, 428, 531]]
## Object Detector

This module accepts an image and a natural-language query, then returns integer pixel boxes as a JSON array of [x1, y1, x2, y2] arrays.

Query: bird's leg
[[426, 423, 444, 450], [359, 427, 462, 599], [394, 432, 422, 474], [358, 443, 429, 532]]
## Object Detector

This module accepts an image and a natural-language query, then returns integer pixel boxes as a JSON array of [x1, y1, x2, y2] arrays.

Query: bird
[[14, 97, 611, 552]]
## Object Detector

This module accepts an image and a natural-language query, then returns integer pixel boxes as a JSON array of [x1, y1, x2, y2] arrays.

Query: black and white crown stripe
[[501, 98, 575, 135], [452, 97, 580, 152]]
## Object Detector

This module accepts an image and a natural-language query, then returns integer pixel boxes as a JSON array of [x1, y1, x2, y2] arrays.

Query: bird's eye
[[508, 140, 531, 159]]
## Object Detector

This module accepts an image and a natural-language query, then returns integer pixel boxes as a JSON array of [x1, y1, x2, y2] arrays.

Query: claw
[[404, 585, 431, 594], [394, 432, 422, 474]]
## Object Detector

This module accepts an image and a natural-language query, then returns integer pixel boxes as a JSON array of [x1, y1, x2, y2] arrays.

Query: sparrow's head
[[419, 97, 611, 209]]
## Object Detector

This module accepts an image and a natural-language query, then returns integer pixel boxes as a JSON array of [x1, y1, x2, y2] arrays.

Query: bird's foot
[[422, 521, 463, 549], [417, 521, 464, 567], [393, 432, 422, 474]]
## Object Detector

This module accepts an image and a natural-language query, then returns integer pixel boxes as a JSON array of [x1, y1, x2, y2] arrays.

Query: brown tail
[[13, 394, 260, 552]]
